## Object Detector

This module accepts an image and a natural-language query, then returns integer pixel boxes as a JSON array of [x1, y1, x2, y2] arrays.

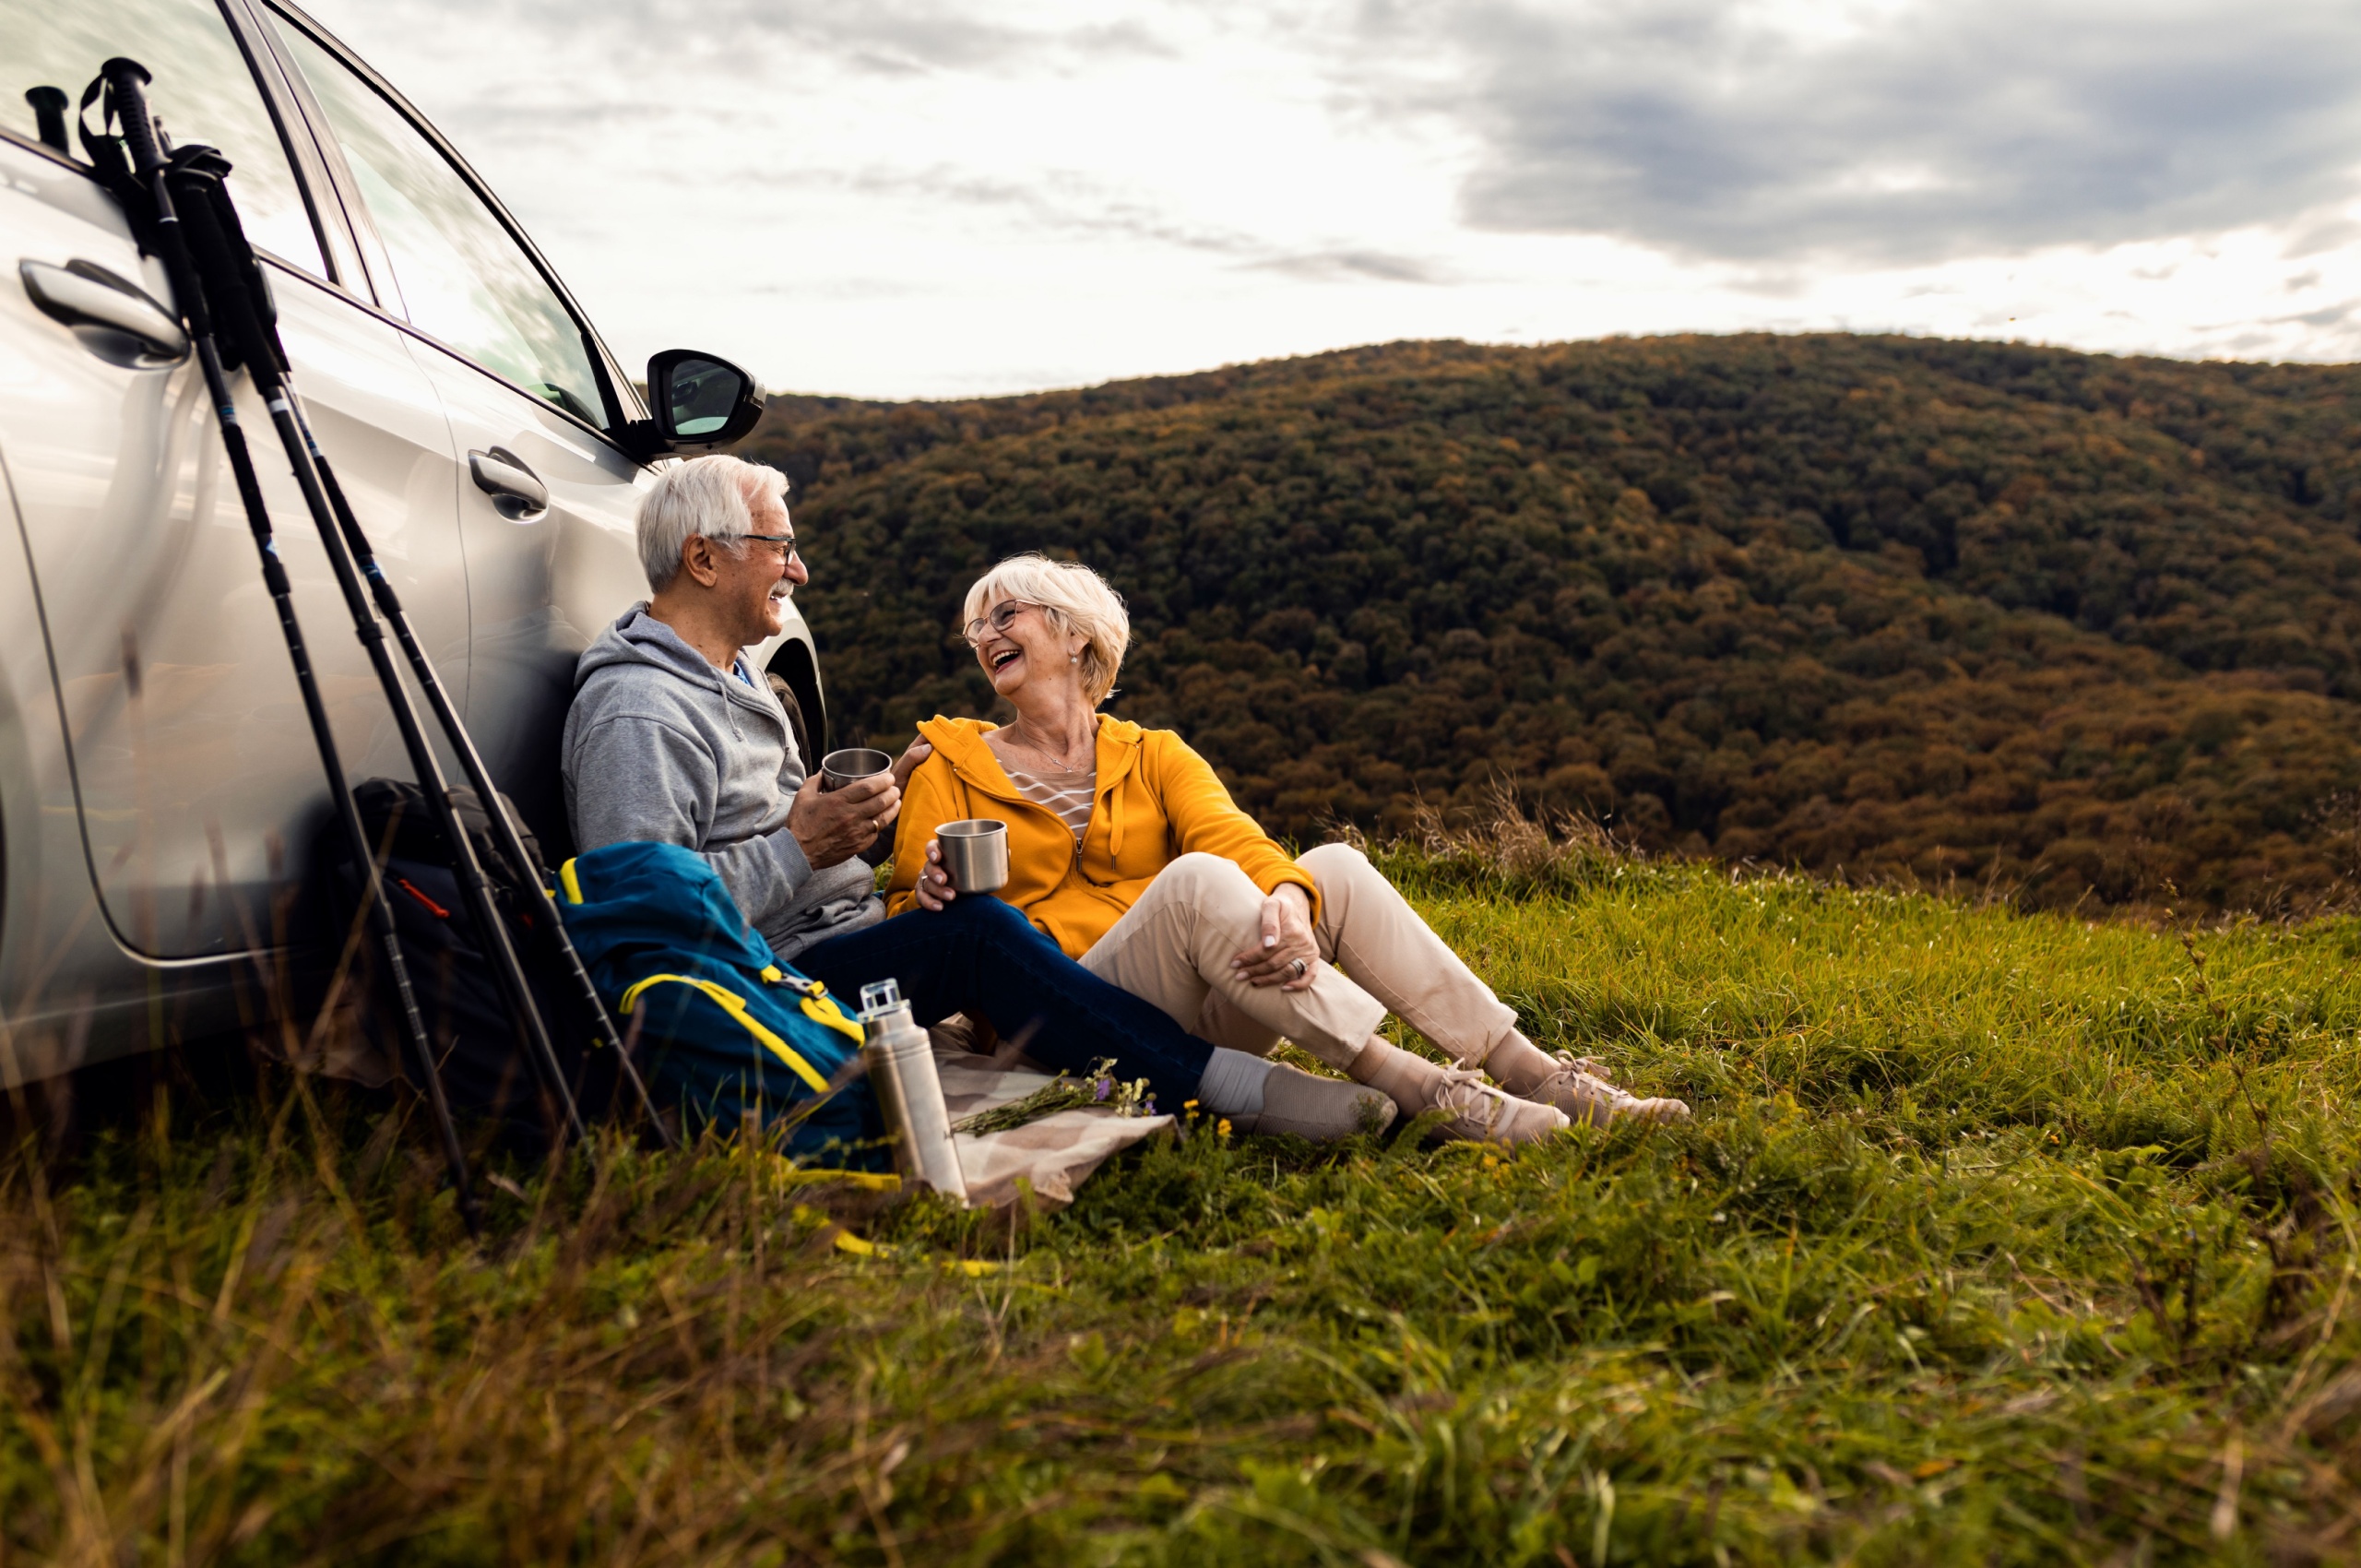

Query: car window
[[4, 0, 326, 275], [273, 25, 608, 429]]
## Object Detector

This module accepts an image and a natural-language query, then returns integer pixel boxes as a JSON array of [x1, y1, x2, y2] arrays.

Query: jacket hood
[[919, 715, 1145, 778], [574, 605, 788, 747], [576, 604, 731, 688], [915, 715, 998, 776], [918, 713, 1146, 852]]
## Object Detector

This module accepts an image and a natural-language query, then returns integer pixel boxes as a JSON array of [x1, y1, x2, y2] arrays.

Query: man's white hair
[[636, 454, 789, 592], [961, 553, 1131, 707]]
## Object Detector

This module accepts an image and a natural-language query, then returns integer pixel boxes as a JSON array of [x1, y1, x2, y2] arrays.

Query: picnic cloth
[[290, 1000, 1170, 1209], [928, 1015, 1176, 1209]]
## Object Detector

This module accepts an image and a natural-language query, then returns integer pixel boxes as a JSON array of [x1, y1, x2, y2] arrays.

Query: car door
[[262, 15, 666, 854], [0, 0, 467, 963]]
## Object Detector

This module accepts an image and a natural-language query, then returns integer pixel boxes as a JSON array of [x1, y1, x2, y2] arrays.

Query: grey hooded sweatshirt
[[562, 605, 881, 959]]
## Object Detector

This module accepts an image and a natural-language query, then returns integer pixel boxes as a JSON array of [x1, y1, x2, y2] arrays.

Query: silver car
[[1, 0, 827, 1082]]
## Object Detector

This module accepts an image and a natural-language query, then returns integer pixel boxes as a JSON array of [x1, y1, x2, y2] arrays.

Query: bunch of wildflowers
[[951, 1057, 1157, 1135]]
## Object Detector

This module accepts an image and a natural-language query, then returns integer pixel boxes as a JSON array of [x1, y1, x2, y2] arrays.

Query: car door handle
[[20, 258, 189, 367], [469, 445, 550, 520]]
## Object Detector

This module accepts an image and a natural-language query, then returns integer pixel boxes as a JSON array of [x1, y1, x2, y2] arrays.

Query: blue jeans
[[795, 896, 1214, 1111]]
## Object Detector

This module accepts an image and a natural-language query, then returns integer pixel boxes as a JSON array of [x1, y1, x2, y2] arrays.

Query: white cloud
[[1376, 0, 2361, 263], [293, 0, 2361, 398]]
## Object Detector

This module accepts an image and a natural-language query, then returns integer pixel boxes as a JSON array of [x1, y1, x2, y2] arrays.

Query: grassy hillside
[[10, 829, 2361, 1562], [745, 335, 2361, 913]]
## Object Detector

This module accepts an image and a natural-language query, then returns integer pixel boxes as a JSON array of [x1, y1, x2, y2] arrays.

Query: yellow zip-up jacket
[[884, 715, 1319, 958]]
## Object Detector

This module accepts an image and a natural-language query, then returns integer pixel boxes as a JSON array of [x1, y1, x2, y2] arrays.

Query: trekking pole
[[79, 61, 482, 1232], [95, 77, 594, 1153], [292, 436, 677, 1147], [130, 79, 668, 1151], [144, 131, 665, 1152]]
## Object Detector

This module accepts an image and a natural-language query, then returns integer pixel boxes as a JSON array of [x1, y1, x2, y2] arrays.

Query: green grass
[[10, 831, 2361, 1564]]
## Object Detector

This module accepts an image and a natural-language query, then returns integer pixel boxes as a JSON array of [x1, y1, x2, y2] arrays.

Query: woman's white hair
[[635, 455, 789, 591], [963, 553, 1131, 707]]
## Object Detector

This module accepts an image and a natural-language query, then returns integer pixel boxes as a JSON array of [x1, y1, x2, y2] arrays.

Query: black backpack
[[305, 780, 617, 1145]]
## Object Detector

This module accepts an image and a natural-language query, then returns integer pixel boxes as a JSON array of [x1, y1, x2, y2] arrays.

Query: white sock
[[1193, 1048, 1273, 1118]]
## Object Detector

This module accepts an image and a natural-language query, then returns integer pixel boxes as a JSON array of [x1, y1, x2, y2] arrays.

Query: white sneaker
[[1423, 1063, 1569, 1146], [1526, 1052, 1691, 1128]]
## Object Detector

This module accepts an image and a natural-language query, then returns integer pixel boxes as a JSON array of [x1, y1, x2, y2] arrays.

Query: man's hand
[[787, 770, 897, 870], [1231, 881, 1319, 991], [890, 737, 934, 791], [911, 838, 956, 911]]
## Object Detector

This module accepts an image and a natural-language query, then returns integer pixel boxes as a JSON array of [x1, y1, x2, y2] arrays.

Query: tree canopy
[[746, 334, 2361, 912]]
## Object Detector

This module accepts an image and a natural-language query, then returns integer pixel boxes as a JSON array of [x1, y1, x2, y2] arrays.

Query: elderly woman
[[885, 554, 1691, 1145]]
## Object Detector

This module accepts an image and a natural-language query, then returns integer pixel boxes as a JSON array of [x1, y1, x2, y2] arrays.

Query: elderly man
[[562, 454, 1385, 1136]]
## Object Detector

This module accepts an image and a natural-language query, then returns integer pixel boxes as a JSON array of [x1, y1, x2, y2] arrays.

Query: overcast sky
[[297, 0, 2361, 400]]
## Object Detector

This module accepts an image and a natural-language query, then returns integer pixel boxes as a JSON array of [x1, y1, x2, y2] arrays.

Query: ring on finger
[[1289, 957, 1308, 980]]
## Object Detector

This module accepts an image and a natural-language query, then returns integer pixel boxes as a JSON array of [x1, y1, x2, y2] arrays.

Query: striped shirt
[[1002, 763, 1096, 846]]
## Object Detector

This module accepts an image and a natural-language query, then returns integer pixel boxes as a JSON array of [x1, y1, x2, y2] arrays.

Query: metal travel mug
[[821, 747, 896, 866], [935, 819, 1009, 895], [820, 747, 893, 791], [859, 979, 967, 1202]]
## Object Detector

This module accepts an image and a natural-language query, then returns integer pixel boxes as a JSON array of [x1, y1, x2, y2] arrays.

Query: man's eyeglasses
[[964, 600, 1034, 645], [740, 532, 799, 564]]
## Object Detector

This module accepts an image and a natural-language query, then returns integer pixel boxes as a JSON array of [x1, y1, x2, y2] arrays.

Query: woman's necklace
[[1006, 717, 1092, 771]]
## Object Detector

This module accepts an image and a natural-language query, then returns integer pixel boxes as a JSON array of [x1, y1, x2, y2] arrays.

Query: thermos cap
[[859, 978, 905, 1018]]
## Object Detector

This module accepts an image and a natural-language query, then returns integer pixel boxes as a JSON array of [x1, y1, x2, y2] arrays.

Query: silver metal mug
[[820, 747, 893, 791], [936, 818, 1009, 895], [821, 747, 896, 866]]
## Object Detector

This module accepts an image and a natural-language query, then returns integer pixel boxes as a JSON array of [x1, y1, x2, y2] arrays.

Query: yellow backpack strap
[[557, 858, 586, 906], [760, 966, 867, 1046], [618, 973, 830, 1093]]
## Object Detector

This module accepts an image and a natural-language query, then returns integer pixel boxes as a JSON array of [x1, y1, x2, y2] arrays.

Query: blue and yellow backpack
[[554, 840, 882, 1163]]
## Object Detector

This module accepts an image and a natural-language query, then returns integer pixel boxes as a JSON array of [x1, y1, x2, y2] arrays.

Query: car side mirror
[[623, 349, 765, 458]]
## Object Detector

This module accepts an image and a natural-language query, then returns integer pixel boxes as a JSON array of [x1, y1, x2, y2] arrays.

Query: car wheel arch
[[765, 636, 828, 768]]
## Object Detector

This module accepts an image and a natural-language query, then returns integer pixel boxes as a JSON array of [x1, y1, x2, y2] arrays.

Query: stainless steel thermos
[[859, 979, 968, 1202]]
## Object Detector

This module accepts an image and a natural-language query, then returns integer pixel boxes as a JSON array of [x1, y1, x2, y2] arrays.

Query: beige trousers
[[1077, 843, 1524, 1072]]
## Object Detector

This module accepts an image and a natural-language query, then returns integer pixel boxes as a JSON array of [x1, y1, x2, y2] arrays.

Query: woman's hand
[[911, 838, 956, 911], [1232, 882, 1318, 991]]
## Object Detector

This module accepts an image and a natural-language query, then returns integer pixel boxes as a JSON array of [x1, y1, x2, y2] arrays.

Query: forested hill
[[742, 334, 2361, 913]]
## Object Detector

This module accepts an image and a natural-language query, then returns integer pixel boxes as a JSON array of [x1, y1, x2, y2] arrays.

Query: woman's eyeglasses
[[964, 600, 1034, 645]]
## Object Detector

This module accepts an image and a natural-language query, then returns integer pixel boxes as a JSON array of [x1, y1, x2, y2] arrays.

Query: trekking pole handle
[[100, 59, 161, 174]]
